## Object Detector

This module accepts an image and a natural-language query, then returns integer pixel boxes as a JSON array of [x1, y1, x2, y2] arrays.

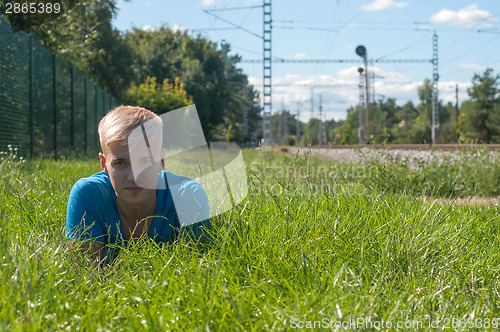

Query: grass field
[[0, 147, 499, 330]]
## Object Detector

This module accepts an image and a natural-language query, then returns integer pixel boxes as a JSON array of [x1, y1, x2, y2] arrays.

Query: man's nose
[[126, 166, 136, 183]]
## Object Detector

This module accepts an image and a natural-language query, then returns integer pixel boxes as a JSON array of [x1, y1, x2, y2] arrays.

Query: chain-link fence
[[0, 15, 118, 157]]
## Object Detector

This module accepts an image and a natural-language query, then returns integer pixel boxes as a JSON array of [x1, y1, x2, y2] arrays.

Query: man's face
[[99, 140, 162, 205]]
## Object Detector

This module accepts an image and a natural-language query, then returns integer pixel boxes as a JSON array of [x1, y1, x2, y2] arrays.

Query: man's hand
[[67, 240, 106, 267]]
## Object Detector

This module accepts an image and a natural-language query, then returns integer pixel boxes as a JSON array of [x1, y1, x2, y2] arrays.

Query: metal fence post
[[95, 85, 98, 150], [29, 35, 34, 157], [70, 66, 74, 149], [84, 77, 87, 153], [102, 87, 105, 116], [53, 54, 57, 159]]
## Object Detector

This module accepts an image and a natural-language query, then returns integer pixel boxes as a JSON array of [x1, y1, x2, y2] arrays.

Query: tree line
[[274, 70, 500, 145], [29, 0, 260, 143], [27, 0, 500, 145]]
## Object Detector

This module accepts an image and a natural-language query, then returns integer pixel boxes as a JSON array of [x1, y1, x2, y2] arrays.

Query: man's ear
[[99, 153, 109, 174]]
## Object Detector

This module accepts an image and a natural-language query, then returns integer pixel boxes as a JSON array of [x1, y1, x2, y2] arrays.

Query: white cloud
[[285, 74, 302, 81], [430, 5, 496, 27], [249, 69, 475, 121], [337, 66, 363, 81], [248, 76, 260, 87], [141, 25, 157, 32], [460, 63, 490, 71], [201, 0, 220, 6], [438, 81, 472, 106], [293, 53, 308, 60], [170, 24, 188, 33], [360, 0, 408, 12]]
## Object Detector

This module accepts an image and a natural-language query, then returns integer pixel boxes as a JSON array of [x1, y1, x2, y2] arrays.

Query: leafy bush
[[124, 76, 193, 114]]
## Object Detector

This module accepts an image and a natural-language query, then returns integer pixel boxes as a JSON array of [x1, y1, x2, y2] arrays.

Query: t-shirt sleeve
[[173, 179, 210, 227], [165, 173, 211, 240], [66, 180, 106, 243], [177, 182, 211, 239]]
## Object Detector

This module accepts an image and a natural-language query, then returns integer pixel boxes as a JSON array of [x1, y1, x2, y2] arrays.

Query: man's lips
[[125, 186, 143, 192]]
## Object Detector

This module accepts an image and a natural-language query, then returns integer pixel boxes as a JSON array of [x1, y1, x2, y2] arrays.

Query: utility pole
[[364, 55, 370, 143], [278, 99, 284, 144], [318, 94, 323, 145], [371, 71, 384, 103], [358, 67, 365, 143], [296, 101, 301, 145], [431, 31, 439, 144], [310, 87, 314, 120], [455, 83, 460, 142], [283, 106, 288, 145], [243, 86, 250, 142], [356, 45, 369, 144]]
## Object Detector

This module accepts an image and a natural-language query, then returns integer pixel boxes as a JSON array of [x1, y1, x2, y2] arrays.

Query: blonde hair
[[98, 105, 162, 154]]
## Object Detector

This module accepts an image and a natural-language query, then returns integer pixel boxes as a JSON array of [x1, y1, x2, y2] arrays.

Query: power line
[[440, 34, 500, 70], [375, 33, 432, 60], [241, 58, 432, 63], [203, 10, 262, 39], [206, 0, 234, 30], [191, 27, 241, 32], [273, 83, 357, 87], [206, 5, 263, 12], [273, 26, 338, 32], [274, 19, 431, 25], [230, 45, 262, 56]]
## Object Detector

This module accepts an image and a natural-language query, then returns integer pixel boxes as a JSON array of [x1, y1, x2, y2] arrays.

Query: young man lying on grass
[[66, 105, 210, 264]]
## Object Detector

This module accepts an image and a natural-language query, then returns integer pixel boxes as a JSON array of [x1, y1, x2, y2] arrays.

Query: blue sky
[[113, 0, 500, 121]]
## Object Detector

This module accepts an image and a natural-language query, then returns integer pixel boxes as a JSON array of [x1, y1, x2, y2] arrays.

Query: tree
[[407, 79, 450, 143], [439, 102, 459, 143], [124, 28, 259, 141], [299, 118, 321, 146], [31, 3, 261, 141], [124, 76, 193, 114], [32, 0, 133, 97], [221, 46, 261, 143], [458, 68, 500, 143], [368, 98, 400, 144], [337, 106, 359, 145], [408, 80, 432, 143], [390, 101, 417, 143]]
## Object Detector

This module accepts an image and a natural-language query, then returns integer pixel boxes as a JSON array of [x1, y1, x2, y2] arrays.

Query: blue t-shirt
[[66, 170, 210, 248]]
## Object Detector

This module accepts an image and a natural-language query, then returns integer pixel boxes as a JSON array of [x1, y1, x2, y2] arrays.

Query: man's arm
[[174, 180, 211, 241], [66, 180, 108, 264], [67, 240, 106, 266]]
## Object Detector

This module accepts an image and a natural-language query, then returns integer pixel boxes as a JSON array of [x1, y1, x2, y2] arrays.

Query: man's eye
[[140, 158, 152, 166], [114, 161, 127, 167]]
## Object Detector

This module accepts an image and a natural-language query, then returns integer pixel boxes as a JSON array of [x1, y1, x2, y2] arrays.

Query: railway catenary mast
[[261, 0, 272, 144], [243, 14, 439, 145]]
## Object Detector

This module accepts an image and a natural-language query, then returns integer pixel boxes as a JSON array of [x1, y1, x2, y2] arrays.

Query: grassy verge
[[252, 147, 500, 198], [0, 149, 499, 330]]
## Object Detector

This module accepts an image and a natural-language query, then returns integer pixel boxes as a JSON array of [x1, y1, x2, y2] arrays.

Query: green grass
[[0, 148, 499, 331]]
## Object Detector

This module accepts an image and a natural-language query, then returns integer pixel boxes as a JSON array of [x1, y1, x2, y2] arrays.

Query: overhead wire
[[316, 5, 364, 75], [376, 33, 432, 60], [440, 34, 500, 71], [314, 1, 343, 75], [204, 2, 499, 119]]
